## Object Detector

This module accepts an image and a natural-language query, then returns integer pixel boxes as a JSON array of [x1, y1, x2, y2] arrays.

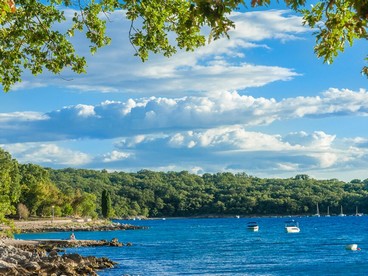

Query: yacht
[[338, 205, 346, 217], [355, 206, 363, 216], [313, 203, 320, 217], [326, 206, 330, 217], [285, 220, 300, 233]]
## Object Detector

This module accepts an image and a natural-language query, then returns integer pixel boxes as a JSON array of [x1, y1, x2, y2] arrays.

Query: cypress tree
[[101, 190, 112, 218]]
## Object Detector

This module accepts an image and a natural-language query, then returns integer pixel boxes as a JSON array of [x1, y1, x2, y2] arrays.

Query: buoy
[[345, 244, 358, 251]]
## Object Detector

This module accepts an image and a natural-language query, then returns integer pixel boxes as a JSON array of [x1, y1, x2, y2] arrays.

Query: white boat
[[313, 203, 320, 217], [247, 222, 259, 232], [338, 205, 346, 217], [285, 220, 300, 233], [355, 206, 363, 216], [345, 244, 360, 251], [326, 206, 330, 217]]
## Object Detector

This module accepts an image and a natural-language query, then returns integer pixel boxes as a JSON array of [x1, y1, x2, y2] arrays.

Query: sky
[[1, 3, 368, 182]]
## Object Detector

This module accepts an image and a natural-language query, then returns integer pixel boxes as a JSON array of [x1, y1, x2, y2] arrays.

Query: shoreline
[[0, 238, 121, 275], [0, 218, 145, 275], [11, 218, 147, 233]]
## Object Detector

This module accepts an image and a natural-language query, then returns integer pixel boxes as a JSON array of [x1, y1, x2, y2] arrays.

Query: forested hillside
[[1, 147, 368, 220], [47, 169, 368, 218]]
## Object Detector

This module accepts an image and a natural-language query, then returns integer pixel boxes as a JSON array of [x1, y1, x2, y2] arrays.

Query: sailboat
[[355, 206, 363, 216], [326, 206, 330, 217], [313, 203, 320, 217], [338, 205, 346, 217]]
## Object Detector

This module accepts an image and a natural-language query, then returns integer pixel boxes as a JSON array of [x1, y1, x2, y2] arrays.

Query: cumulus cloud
[[110, 126, 367, 176], [2, 124, 368, 181], [0, 88, 368, 143], [102, 150, 131, 163], [2, 143, 91, 166]]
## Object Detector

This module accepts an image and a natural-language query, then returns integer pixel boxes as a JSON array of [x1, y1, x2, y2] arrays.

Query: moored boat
[[285, 220, 300, 233], [355, 206, 363, 216], [247, 222, 259, 232], [338, 205, 346, 217], [313, 203, 320, 217], [326, 206, 330, 217]]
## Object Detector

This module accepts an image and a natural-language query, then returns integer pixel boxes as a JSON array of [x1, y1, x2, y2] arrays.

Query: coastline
[[0, 219, 145, 275], [12, 218, 147, 233]]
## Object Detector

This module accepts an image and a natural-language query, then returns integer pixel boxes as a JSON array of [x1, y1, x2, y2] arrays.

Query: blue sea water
[[16, 216, 368, 275]]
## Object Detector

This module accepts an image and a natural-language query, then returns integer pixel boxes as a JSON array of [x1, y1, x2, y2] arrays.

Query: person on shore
[[69, 233, 76, 240]]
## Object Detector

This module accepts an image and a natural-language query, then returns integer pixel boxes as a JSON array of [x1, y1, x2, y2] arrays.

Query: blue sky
[[1, 4, 368, 182]]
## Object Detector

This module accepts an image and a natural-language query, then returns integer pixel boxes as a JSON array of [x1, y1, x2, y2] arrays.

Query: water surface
[[17, 216, 368, 275]]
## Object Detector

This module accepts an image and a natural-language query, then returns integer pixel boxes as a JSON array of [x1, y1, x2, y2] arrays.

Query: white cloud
[[283, 131, 336, 149], [230, 10, 306, 41], [1, 88, 368, 180], [2, 143, 91, 166], [0, 88, 368, 143], [15, 9, 307, 95], [109, 126, 368, 178], [102, 150, 131, 163], [0, 112, 47, 122], [11, 81, 48, 91]]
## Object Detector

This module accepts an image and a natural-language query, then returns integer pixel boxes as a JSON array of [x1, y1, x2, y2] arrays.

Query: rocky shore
[[0, 238, 123, 275], [0, 219, 145, 275], [13, 218, 147, 233]]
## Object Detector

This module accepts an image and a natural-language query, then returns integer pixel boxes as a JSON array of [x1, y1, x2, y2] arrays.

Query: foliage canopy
[[1, 0, 368, 91]]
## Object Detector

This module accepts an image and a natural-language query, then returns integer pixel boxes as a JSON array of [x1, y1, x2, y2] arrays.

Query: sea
[[16, 216, 368, 275]]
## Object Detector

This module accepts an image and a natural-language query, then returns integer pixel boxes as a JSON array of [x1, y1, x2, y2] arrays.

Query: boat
[[313, 203, 320, 217], [345, 244, 360, 251], [326, 206, 330, 217], [285, 220, 300, 233], [247, 222, 259, 232], [338, 205, 346, 217], [355, 206, 363, 216]]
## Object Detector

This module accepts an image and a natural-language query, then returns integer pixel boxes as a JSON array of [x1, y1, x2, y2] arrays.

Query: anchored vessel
[[247, 222, 259, 232], [285, 220, 300, 233]]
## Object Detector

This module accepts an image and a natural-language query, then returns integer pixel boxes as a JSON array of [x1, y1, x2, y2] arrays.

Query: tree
[[17, 203, 29, 220], [18, 163, 59, 216], [0, 148, 21, 219], [2, 1, 367, 92], [101, 189, 112, 218]]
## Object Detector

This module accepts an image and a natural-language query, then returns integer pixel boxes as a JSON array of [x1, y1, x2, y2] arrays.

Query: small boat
[[313, 203, 320, 217], [345, 244, 360, 251], [285, 220, 300, 233], [338, 205, 346, 217], [247, 222, 259, 232], [355, 206, 363, 217], [326, 206, 330, 217]]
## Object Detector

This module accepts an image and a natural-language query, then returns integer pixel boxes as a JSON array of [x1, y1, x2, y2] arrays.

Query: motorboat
[[285, 220, 300, 233], [247, 222, 259, 232]]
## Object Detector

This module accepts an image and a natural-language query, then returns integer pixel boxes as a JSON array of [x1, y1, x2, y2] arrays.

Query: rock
[[109, 237, 123, 246], [0, 241, 117, 275], [23, 261, 41, 271], [65, 253, 84, 263], [48, 250, 58, 258]]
